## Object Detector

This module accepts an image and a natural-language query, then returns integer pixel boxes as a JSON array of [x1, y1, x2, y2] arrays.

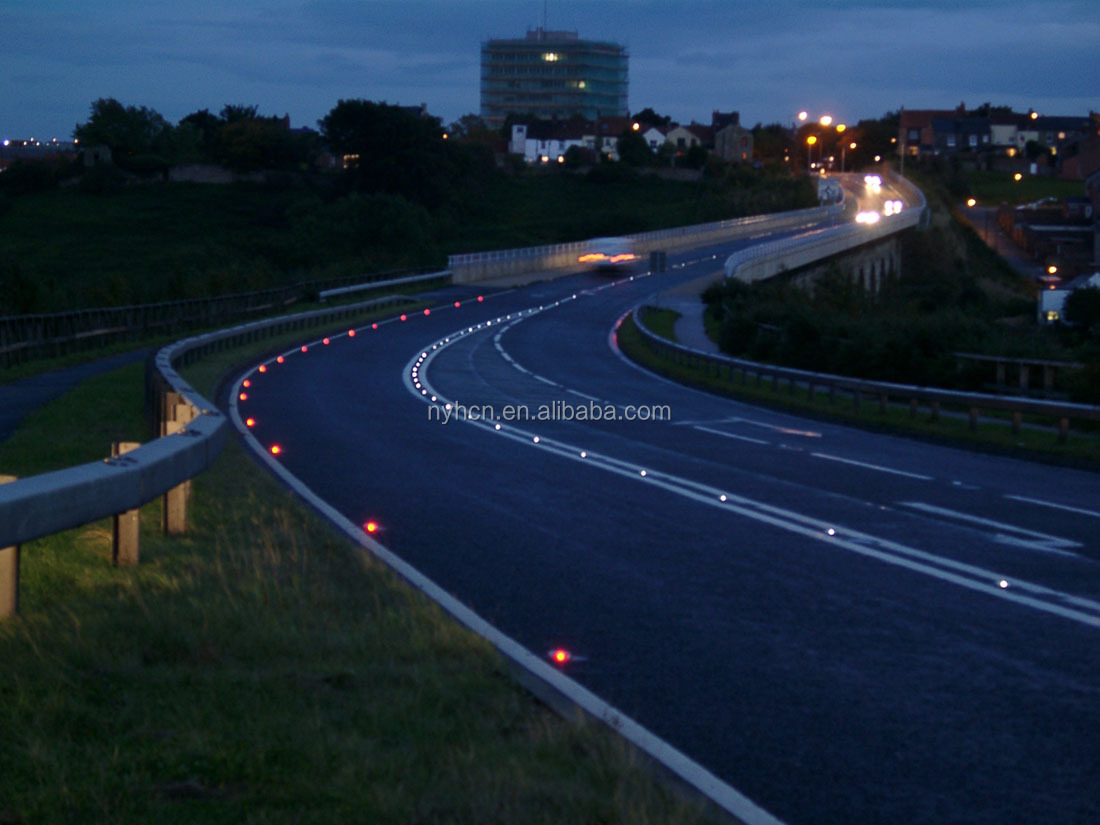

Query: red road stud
[[364, 521, 379, 534], [550, 648, 571, 665], [348, 329, 356, 337], [245, 418, 255, 427], [270, 445, 282, 455]]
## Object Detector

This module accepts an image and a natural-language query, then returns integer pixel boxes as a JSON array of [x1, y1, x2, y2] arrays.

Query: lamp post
[[806, 135, 818, 170], [842, 141, 856, 172]]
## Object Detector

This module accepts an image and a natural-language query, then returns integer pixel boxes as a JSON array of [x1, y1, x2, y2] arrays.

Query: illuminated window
[[542, 52, 559, 62], [1045, 311, 1059, 322]]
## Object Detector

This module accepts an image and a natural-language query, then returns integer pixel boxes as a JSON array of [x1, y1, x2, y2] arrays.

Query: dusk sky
[[2, 0, 1098, 141]]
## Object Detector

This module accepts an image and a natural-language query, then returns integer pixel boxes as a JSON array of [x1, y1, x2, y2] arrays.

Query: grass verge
[[0, 309, 726, 824], [626, 312, 1100, 470]]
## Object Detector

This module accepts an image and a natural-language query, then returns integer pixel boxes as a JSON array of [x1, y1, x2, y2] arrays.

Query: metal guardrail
[[0, 293, 416, 616], [631, 306, 1100, 442], [0, 266, 438, 369]]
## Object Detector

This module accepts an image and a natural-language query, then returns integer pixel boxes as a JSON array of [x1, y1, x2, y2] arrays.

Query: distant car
[[578, 236, 637, 272]]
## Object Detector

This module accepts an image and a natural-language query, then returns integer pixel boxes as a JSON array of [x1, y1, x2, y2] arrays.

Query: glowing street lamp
[[841, 141, 856, 172], [806, 134, 818, 169]]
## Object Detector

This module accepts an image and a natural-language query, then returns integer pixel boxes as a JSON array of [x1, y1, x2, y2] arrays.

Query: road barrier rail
[[447, 204, 845, 283], [0, 267, 444, 369], [724, 170, 925, 284], [0, 294, 416, 617], [631, 306, 1100, 443]]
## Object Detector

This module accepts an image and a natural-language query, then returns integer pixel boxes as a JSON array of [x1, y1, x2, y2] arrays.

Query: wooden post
[[1058, 417, 1069, 444], [930, 400, 940, 422], [163, 400, 195, 535], [111, 443, 142, 566], [1044, 365, 1055, 391], [1019, 364, 1030, 391], [969, 407, 979, 431], [995, 361, 1006, 387], [909, 398, 918, 419], [0, 475, 19, 618], [1012, 412, 1022, 435]]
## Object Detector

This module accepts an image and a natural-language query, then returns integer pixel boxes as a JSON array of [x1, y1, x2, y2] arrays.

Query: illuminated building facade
[[480, 28, 628, 127]]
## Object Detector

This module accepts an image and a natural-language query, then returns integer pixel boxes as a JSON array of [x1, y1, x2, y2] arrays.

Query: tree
[[631, 107, 671, 128], [73, 98, 172, 164], [180, 109, 222, 158], [320, 99, 453, 206], [1063, 286, 1100, 331], [616, 129, 653, 166]]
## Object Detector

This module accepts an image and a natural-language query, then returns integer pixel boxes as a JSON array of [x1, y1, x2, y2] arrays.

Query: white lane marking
[[407, 323, 1100, 630], [568, 389, 603, 402], [899, 502, 1081, 556], [694, 425, 769, 445], [1005, 495, 1100, 520], [534, 375, 559, 387], [727, 416, 822, 437], [812, 452, 934, 481]]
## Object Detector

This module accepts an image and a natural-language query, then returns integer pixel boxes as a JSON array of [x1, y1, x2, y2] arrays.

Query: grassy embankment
[[0, 308, 726, 824], [622, 303, 1100, 468]]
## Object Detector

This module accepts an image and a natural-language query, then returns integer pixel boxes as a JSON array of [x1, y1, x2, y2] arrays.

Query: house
[[510, 121, 588, 163], [712, 110, 752, 163]]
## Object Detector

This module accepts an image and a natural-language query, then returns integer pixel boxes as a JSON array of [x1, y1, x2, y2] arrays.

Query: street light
[[806, 134, 818, 169], [842, 141, 856, 172]]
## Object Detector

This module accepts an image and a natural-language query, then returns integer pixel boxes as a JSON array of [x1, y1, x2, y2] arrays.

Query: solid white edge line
[[231, 369, 788, 825]]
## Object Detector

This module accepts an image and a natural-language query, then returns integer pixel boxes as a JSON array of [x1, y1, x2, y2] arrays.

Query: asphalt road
[[235, 237, 1100, 825]]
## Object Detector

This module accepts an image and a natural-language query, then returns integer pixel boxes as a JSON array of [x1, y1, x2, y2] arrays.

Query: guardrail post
[[111, 443, 141, 565], [1019, 365, 1030, 391], [1058, 418, 1069, 444], [162, 400, 196, 535], [930, 400, 940, 422], [1012, 412, 1022, 435], [879, 394, 888, 414], [909, 399, 918, 419], [969, 408, 979, 431], [1, 475, 19, 618]]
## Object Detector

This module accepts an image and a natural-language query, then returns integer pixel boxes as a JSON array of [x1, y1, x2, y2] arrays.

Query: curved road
[[234, 236, 1100, 825]]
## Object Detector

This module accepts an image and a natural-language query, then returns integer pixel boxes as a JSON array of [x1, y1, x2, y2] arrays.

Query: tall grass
[[0, 313, 725, 824]]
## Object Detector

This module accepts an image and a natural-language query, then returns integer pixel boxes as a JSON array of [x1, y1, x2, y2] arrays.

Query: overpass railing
[[723, 170, 926, 283], [631, 306, 1100, 443], [447, 204, 844, 283]]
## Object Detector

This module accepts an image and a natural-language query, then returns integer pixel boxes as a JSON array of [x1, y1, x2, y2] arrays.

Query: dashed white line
[[1005, 495, 1100, 520], [694, 425, 769, 445], [811, 452, 934, 480]]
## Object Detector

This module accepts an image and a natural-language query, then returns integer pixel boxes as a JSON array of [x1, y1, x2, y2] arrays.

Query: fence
[[632, 306, 1100, 443], [0, 293, 416, 617], [0, 267, 446, 369]]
